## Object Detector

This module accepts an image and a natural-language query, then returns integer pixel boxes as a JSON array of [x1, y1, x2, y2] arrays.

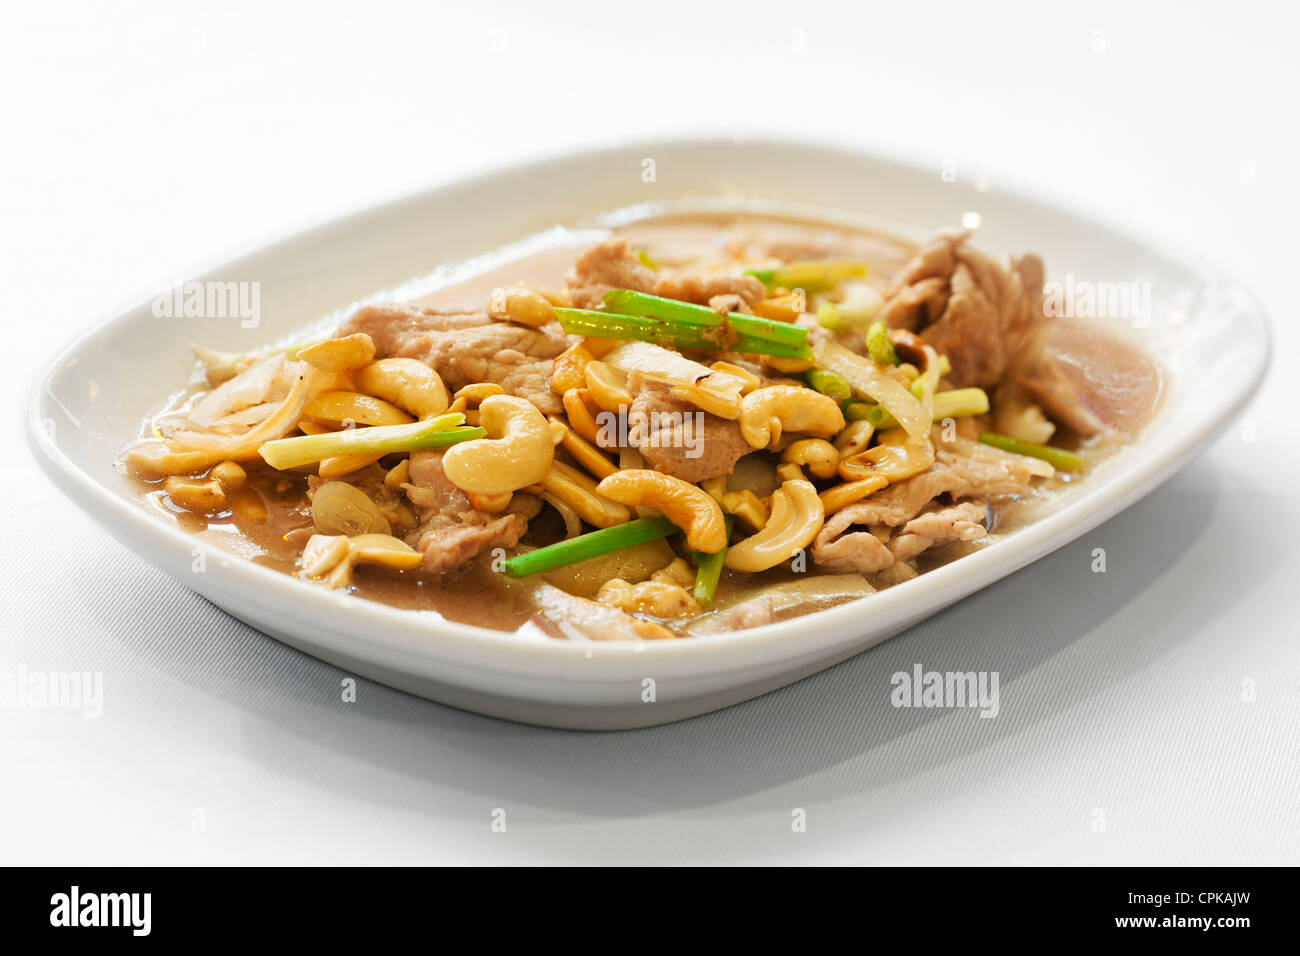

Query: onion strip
[[813, 341, 931, 441]]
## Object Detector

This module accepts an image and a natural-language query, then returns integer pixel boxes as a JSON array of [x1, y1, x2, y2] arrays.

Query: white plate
[[26, 138, 1270, 730]]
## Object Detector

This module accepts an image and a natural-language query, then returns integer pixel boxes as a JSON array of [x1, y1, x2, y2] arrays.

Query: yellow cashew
[[489, 285, 557, 327], [297, 333, 376, 373], [354, 359, 450, 419], [738, 386, 845, 450], [442, 395, 554, 495], [819, 475, 890, 515], [542, 460, 630, 529], [724, 479, 825, 573], [838, 440, 935, 483], [834, 419, 876, 457], [596, 470, 728, 553], [583, 361, 632, 413], [304, 390, 414, 427], [782, 439, 840, 479]]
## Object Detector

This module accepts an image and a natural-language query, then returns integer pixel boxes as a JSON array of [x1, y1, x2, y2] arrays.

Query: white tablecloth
[[3, 0, 1296, 864]]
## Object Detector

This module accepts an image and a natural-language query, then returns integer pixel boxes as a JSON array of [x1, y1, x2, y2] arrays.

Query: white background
[[2, 0, 1297, 864]]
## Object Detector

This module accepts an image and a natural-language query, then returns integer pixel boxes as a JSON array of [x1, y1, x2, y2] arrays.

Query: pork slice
[[339, 303, 492, 356], [532, 585, 674, 641], [889, 502, 989, 562], [811, 517, 896, 574], [403, 449, 540, 574], [566, 237, 769, 313], [878, 229, 1046, 389], [934, 438, 1040, 498], [418, 322, 568, 415], [565, 238, 657, 309], [811, 464, 974, 574], [339, 301, 569, 415], [832, 464, 970, 529], [627, 378, 753, 483], [652, 273, 766, 308]]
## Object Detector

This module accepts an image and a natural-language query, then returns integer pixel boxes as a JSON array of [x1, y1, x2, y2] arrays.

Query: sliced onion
[[814, 341, 931, 441], [169, 367, 312, 457], [540, 492, 582, 540], [602, 341, 712, 386], [188, 354, 285, 426]]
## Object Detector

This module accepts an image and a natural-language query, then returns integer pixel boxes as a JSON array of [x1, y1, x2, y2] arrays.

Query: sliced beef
[[889, 502, 989, 561], [878, 229, 1046, 389], [339, 302, 569, 415], [626, 375, 753, 483], [403, 449, 540, 574]]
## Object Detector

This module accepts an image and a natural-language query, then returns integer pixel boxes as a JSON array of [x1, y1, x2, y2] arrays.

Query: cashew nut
[[583, 361, 632, 413], [722, 489, 769, 533], [724, 479, 825, 573], [838, 440, 935, 483], [547, 416, 618, 480], [305, 390, 414, 428], [209, 460, 246, 491], [442, 395, 554, 495], [596, 470, 727, 553], [782, 439, 839, 479], [163, 476, 226, 513], [297, 333, 376, 373], [669, 371, 747, 420], [709, 361, 762, 394], [550, 342, 595, 395], [489, 285, 557, 327], [834, 419, 876, 457], [819, 475, 890, 515], [542, 460, 630, 529], [738, 386, 845, 450], [562, 387, 606, 447], [354, 359, 450, 419], [303, 532, 423, 588]]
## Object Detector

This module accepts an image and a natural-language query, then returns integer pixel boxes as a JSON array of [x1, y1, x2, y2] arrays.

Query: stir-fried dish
[[122, 213, 1162, 639]]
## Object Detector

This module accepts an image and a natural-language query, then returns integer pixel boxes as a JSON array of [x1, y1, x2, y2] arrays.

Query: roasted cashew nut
[[738, 386, 845, 450], [724, 479, 825, 573], [596, 469, 728, 553], [442, 395, 554, 495], [782, 439, 840, 479], [304, 390, 414, 427], [541, 460, 630, 529], [583, 361, 632, 414], [354, 358, 450, 419], [838, 440, 935, 483]]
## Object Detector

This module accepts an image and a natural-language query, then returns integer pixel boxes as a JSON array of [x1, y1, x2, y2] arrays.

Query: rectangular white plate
[[27, 138, 1270, 729]]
